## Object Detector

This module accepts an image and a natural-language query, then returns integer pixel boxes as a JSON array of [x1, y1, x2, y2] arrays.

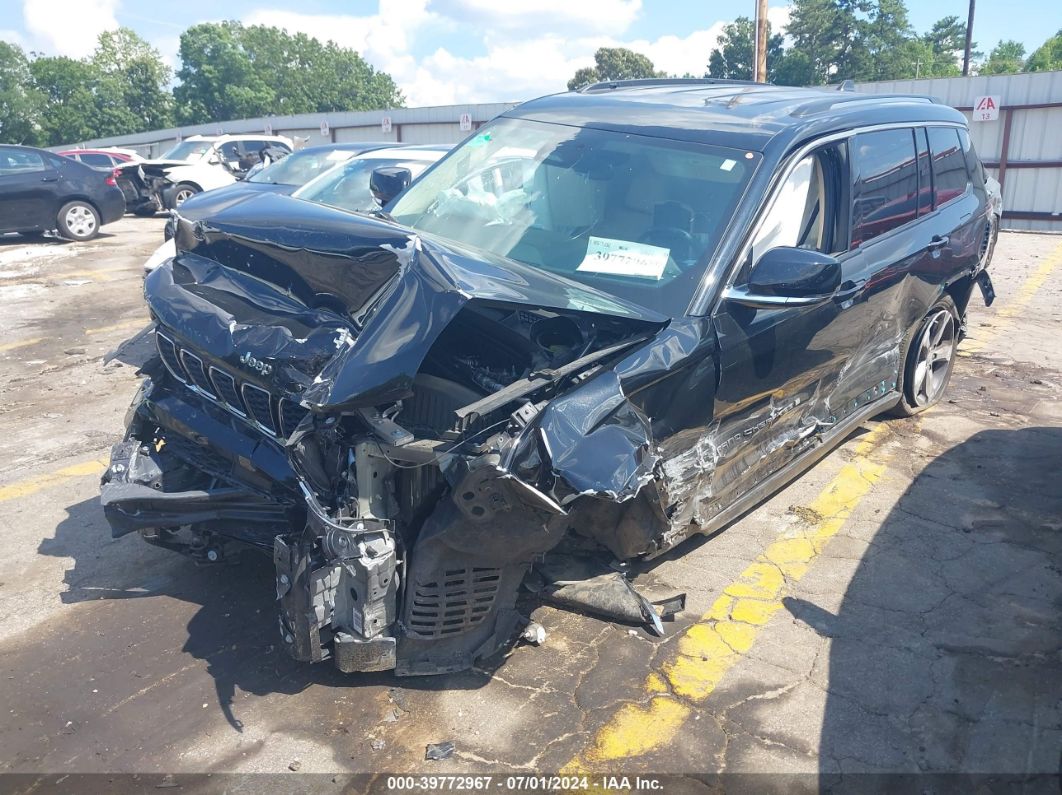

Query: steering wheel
[[638, 227, 694, 262]]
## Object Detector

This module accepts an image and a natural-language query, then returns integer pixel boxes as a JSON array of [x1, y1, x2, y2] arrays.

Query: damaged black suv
[[102, 79, 997, 676]]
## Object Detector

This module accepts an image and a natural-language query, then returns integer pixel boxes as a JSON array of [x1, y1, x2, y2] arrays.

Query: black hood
[[150, 192, 666, 410]]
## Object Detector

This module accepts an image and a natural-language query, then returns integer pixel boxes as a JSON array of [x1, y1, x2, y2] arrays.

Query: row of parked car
[[0, 133, 450, 242]]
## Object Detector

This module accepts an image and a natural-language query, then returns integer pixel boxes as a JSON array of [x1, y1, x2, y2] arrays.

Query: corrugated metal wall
[[856, 71, 1062, 232], [58, 103, 518, 159]]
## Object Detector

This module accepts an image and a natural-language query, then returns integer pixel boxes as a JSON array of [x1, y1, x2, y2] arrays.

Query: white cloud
[[229, 2, 794, 106], [245, 0, 442, 85], [22, 0, 119, 57]]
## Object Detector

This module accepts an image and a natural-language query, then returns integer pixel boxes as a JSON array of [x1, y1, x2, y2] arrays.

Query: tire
[[134, 206, 158, 217], [889, 295, 960, 417], [57, 201, 100, 241], [171, 183, 199, 207]]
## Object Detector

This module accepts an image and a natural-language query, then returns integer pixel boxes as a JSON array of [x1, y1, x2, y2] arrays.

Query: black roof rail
[[578, 77, 765, 93]]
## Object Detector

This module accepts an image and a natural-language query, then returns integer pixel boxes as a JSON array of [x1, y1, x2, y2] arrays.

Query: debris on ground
[[370, 738, 385, 751], [425, 741, 455, 761], [288, 760, 302, 771]]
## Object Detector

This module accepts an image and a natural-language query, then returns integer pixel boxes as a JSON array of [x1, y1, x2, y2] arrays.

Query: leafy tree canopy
[[174, 21, 403, 125], [1025, 29, 1062, 71], [567, 47, 661, 90]]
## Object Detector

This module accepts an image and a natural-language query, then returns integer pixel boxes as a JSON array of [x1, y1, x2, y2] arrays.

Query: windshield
[[159, 141, 213, 161], [389, 118, 758, 316], [294, 155, 439, 214], [249, 148, 357, 185]]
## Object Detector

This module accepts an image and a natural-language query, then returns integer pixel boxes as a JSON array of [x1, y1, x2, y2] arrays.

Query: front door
[[0, 147, 59, 232], [708, 139, 868, 513]]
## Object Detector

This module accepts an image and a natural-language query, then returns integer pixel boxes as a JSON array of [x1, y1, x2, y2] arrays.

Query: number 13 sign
[[973, 95, 1001, 122]]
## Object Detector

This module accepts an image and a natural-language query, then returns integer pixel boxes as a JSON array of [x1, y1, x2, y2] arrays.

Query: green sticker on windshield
[[468, 131, 492, 147]]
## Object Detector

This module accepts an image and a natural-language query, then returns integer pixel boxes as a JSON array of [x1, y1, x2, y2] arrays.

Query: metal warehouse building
[[857, 70, 1062, 232]]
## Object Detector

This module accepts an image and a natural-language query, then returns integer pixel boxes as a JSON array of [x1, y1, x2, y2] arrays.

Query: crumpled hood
[[149, 192, 666, 411]]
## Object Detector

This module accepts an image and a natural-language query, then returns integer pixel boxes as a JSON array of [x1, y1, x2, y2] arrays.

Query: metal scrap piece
[[425, 741, 455, 761]]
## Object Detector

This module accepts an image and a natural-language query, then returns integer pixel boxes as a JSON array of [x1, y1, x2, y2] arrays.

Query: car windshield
[[389, 118, 758, 316], [248, 148, 358, 185], [160, 141, 213, 161], [294, 155, 439, 214]]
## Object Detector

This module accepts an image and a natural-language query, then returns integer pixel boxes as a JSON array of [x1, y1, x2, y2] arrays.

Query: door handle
[[40, 175, 59, 183], [927, 234, 950, 250], [833, 279, 866, 303]]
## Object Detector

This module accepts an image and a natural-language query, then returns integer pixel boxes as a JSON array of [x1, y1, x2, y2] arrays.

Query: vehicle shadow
[[782, 425, 1062, 783], [38, 496, 491, 733]]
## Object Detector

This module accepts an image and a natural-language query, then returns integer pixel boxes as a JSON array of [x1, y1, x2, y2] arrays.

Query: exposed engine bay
[[100, 196, 684, 674]]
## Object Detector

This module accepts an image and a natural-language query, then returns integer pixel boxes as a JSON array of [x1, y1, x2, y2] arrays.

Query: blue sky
[[1, 0, 1059, 106]]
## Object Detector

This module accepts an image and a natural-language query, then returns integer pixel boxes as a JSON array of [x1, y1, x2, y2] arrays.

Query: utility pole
[[755, 0, 768, 82], [962, 0, 976, 76]]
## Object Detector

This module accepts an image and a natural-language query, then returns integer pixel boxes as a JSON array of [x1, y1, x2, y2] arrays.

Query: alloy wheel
[[910, 309, 956, 407]]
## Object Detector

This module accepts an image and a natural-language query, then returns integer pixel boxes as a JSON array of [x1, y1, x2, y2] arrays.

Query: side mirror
[[370, 166, 412, 207], [727, 247, 841, 309]]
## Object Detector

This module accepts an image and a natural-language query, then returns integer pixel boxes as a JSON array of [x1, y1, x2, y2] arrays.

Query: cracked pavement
[[0, 220, 1059, 782]]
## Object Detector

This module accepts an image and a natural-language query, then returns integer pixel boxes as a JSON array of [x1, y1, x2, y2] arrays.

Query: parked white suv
[[116, 134, 294, 214]]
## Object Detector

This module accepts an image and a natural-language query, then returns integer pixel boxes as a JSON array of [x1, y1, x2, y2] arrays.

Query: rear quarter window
[[927, 127, 968, 208], [851, 128, 918, 246]]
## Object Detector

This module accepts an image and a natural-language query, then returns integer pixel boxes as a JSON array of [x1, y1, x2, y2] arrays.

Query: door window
[[927, 127, 968, 208], [851, 129, 918, 246], [0, 149, 46, 175], [79, 153, 114, 167], [752, 142, 848, 258]]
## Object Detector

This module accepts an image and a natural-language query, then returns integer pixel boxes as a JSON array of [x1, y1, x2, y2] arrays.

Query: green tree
[[174, 21, 403, 125], [92, 28, 173, 132], [980, 40, 1026, 74], [785, 0, 871, 84], [705, 17, 784, 81], [1025, 29, 1062, 71], [0, 42, 42, 144], [567, 47, 661, 90], [29, 56, 100, 145], [858, 0, 915, 80]]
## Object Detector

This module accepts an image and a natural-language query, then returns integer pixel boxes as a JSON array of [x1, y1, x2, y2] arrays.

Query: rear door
[[833, 127, 939, 410], [0, 147, 59, 232]]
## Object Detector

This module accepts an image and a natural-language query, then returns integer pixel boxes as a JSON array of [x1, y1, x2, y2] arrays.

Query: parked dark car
[[0, 144, 125, 241], [101, 80, 997, 677]]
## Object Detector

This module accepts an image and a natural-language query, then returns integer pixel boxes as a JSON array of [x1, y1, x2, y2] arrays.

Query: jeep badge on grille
[[239, 351, 273, 376]]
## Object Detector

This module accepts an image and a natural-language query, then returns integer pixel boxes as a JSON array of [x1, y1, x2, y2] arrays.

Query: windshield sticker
[[468, 131, 493, 147], [720, 158, 737, 172], [576, 236, 669, 280]]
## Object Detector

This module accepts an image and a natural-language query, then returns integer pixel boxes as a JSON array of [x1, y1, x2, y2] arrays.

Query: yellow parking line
[[962, 240, 1062, 355], [0, 457, 108, 503], [563, 423, 893, 772], [84, 318, 148, 335], [0, 337, 44, 353]]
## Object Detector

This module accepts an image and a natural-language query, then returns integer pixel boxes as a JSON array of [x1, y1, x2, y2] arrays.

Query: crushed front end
[[101, 194, 670, 675]]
